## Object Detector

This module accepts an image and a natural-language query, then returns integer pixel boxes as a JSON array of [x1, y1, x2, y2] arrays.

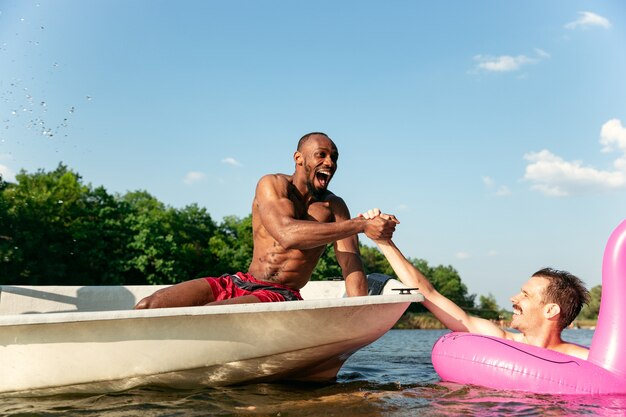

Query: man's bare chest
[[292, 199, 334, 223]]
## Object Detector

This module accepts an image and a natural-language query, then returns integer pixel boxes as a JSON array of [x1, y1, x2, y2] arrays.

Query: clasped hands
[[358, 208, 400, 241]]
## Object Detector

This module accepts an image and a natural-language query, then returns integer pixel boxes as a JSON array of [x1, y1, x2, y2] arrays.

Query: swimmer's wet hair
[[533, 267, 590, 330]]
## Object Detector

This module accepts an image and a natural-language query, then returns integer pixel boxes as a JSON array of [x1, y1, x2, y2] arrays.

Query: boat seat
[[0, 285, 169, 314]]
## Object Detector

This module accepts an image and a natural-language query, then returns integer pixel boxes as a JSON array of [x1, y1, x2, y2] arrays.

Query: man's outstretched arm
[[255, 175, 397, 250]]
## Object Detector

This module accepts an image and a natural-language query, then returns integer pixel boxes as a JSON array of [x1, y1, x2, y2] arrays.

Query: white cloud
[[456, 251, 471, 260], [487, 250, 499, 257], [534, 48, 551, 59], [474, 54, 535, 72], [601, 119, 626, 171], [221, 157, 242, 167], [183, 171, 207, 185], [496, 186, 511, 196], [473, 49, 549, 74], [600, 118, 626, 153], [483, 176, 512, 197], [0, 164, 16, 182], [523, 120, 626, 197], [565, 11, 611, 30]]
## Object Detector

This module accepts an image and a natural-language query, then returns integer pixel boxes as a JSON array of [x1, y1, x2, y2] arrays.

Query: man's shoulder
[[257, 173, 292, 189], [563, 342, 590, 359], [259, 173, 291, 182], [322, 191, 345, 206]]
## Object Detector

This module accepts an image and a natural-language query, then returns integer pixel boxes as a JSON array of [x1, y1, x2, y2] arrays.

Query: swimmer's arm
[[255, 175, 394, 250], [375, 240, 507, 338]]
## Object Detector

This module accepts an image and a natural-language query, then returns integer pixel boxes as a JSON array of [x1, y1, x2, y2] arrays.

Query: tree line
[[0, 163, 599, 320]]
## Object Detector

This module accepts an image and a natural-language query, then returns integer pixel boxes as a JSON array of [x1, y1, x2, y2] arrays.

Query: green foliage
[[430, 264, 476, 308], [310, 244, 342, 280], [0, 164, 220, 286], [359, 244, 394, 276], [471, 293, 501, 320], [170, 204, 220, 280], [122, 191, 178, 284], [120, 192, 222, 285], [0, 163, 533, 322], [310, 241, 394, 280], [395, 259, 476, 314], [394, 312, 447, 330], [208, 215, 253, 276], [579, 285, 601, 320], [346, 243, 480, 315], [0, 163, 126, 285]]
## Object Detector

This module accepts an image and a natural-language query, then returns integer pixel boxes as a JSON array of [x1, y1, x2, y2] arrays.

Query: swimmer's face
[[509, 276, 550, 331]]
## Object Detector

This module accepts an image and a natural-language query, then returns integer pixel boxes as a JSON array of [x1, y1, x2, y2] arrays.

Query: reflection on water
[[2, 329, 625, 417]]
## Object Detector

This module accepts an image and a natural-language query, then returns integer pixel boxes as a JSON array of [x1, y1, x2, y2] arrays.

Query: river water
[[2, 329, 625, 416]]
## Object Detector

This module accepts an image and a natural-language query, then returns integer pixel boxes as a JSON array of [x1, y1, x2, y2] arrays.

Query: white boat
[[0, 276, 422, 396]]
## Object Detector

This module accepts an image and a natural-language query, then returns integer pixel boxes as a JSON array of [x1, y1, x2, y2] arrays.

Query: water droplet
[[86, 96, 92, 101], [69, 106, 75, 113]]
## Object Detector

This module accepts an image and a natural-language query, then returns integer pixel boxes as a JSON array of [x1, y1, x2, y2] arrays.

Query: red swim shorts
[[205, 272, 302, 303]]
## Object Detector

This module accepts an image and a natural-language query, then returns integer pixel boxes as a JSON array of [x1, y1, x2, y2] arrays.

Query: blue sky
[[1, 1, 625, 309]]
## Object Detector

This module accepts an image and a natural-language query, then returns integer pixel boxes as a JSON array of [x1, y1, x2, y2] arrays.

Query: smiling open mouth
[[316, 170, 331, 188]]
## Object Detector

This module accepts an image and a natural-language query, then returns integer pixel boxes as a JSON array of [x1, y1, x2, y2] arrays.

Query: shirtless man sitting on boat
[[359, 208, 590, 360], [134, 133, 398, 309]]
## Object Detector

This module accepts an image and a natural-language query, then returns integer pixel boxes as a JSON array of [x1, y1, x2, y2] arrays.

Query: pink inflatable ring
[[431, 220, 626, 394]]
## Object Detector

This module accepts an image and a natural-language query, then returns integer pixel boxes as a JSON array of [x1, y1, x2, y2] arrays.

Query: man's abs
[[248, 245, 326, 290]]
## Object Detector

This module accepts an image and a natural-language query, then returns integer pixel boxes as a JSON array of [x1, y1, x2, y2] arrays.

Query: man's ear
[[294, 151, 303, 166], [544, 303, 561, 320]]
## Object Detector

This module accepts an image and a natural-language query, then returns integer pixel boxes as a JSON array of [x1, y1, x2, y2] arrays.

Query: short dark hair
[[297, 132, 330, 151], [533, 267, 589, 330]]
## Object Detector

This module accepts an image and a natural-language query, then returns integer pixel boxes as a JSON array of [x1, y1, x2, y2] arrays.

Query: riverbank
[[393, 313, 597, 330]]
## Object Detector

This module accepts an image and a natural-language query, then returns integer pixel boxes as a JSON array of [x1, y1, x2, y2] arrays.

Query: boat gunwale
[[0, 293, 423, 326]]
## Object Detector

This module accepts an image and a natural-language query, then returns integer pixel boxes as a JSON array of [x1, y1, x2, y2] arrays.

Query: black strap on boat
[[367, 273, 393, 295]]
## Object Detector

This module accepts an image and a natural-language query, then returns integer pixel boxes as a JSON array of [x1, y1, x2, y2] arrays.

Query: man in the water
[[359, 208, 590, 360], [135, 133, 398, 309]]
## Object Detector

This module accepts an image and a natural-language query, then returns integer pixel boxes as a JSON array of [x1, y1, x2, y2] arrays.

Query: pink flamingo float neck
[[588, 219, 626, 377]]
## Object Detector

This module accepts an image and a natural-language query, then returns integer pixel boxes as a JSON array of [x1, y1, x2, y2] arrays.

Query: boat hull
[[0, 280, 421, 395]]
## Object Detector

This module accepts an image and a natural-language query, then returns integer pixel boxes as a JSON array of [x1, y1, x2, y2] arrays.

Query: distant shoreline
[[393, 313, 597, 330]]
